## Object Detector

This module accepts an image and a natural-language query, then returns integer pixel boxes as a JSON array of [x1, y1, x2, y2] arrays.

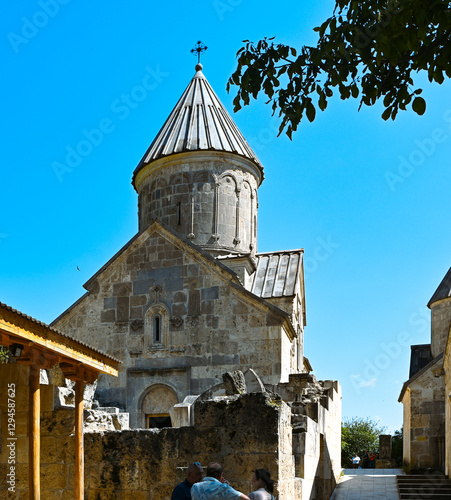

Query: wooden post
[[29, 364, 40, 500], [74, 379, 84, 500]]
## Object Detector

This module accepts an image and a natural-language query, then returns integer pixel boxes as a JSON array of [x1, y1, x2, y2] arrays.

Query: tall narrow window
[[177, 202, 181, 225], [154, 314, 161, 343]]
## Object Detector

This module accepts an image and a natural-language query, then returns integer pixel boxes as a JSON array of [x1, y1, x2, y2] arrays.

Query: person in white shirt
[[352, 454, 360, 468], [191, 462, 249, 500]]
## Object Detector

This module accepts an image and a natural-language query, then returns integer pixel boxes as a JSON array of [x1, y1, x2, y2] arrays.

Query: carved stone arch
[[217, 174, 239, 248], [169, 172, 191, 192], [140, 384, 179, 429], [193, 170, 215, 190], [240, 180, 253, 250], [144, 303, 170, 349], [218, 172, 239, 192], [252, 188, 259, 246], [191, 171, 216, 240], [150, 176, 168, 192]]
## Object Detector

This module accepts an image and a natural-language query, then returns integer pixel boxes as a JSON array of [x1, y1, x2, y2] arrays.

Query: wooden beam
[[74, 380, 84, 500], [0, 312, 119, 377], [29, 364, 40, 500]]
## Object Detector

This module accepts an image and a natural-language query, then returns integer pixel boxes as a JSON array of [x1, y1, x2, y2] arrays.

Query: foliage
[[391, 428, 403, 465], [228, 0, 451, 138], [0, 345, 11, 364], [341, 417, 386, 467]]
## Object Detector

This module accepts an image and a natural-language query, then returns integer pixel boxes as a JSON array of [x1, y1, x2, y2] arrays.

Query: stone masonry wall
[[136, 157, 260, 256], [445, 337, 451, 477], [54, 225, 296, 427], [1, 363, 340, 500], [406, 366, 445, 468], [431, 299, 451, 358], [85, 393, 292, 499]]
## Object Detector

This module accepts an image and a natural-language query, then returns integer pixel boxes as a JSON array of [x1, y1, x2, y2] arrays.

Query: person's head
[[206, 462, 223, 481], [251, 468, 274, 494], [186, 462, 204, 485]]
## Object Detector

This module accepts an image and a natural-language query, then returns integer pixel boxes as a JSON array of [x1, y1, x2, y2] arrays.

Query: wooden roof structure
[[0, 301, 120, 499]]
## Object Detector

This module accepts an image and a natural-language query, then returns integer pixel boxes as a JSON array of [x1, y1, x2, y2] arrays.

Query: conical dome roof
[[133, 64, 262, 185], [428, 267, 451, 307]]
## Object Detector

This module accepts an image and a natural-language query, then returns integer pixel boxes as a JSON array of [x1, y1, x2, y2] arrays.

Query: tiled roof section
[[0, 301, 120, 363], [250, 250, 304, 298], [409, 344, 432, 378], [428, 267, 451, 307], [133, 64, 262, 177]]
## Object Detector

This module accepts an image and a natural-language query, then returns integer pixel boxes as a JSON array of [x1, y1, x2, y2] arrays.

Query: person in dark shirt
[[171, 462, 204, 500]]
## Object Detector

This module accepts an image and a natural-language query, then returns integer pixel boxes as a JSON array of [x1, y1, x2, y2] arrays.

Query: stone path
[[330, 468, 404, 500]]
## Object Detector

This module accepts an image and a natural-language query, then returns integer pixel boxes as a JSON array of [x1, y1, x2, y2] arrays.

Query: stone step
[[399, 494, 451, 499], [399, 484, 451, 490], [397, 474, 451, 499], [397, 475, 449, 482]]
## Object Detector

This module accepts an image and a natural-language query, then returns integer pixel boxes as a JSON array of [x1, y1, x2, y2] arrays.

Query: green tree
[[228, 0, 451, 138], [0, 345, 10, 364], [342, 417, 386, 467]]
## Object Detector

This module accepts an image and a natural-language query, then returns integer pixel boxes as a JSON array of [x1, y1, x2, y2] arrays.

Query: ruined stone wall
[[430, 299, 451, 357], [287, 377, 341, 500], [54, 227, 294, 427], [1, 364, 340, 500]]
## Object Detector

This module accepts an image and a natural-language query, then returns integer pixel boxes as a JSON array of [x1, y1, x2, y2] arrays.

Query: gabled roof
[[0, 301, 120, 378], [428, 267, 451, 307], [249, 250, 304, 298], [133, 64, 262, 185], [52, 221, 297, 339]]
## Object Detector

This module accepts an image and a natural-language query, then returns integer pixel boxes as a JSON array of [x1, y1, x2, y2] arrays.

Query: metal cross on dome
[[191, 41, 208, 64]]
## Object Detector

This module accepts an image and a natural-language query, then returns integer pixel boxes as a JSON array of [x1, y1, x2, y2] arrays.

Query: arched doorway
[[141, 385, 178, 429]]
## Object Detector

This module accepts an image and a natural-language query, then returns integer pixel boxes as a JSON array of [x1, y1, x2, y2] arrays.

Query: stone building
[[399, 266, 451, 472], [45, 64, 342, 497]]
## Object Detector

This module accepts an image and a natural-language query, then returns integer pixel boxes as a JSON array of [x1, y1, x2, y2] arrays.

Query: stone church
[[399, 266, 451, 473], [51, 63, 312, 428], [0, 63, 342, 499]]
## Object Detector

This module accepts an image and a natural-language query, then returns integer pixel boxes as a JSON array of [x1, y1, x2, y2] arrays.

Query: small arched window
[[153, 314, 162, 343], [145, 303, 169, 349]]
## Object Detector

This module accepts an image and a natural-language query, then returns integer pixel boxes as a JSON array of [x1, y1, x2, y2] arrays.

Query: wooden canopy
[[0, 302, 120, 500]]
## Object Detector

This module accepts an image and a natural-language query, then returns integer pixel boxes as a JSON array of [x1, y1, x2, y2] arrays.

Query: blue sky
[[2, 0, 451, 434]]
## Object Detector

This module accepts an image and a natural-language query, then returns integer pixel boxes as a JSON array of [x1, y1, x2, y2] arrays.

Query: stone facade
[[1, 66, 342, 498], [52, 222, 301, 428]]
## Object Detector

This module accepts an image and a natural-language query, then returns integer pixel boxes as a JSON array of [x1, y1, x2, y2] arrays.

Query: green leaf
[[318, 91, 327, 111], [381, 107, 391, 121], [412, 97, 426, 115], [306, 102, 316, 122]]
